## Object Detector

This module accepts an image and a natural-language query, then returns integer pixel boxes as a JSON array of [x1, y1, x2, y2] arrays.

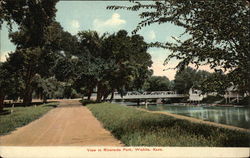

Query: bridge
[[112, 91, 187, 100]]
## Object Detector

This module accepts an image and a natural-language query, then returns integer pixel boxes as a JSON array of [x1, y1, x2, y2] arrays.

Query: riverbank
[[87, 102, 250, 147], [137, 108, 250, 133]]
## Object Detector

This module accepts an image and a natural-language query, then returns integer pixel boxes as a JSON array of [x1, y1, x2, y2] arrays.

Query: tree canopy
[[143, 76, 170, 91], [173, 67, 211, 94], [75, 30, 153, 101]]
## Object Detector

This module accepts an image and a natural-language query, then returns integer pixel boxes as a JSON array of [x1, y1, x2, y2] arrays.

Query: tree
[[174, 67, 197, 94], [0, 62, 14, 111], [76, 30, 107, 100], [143, 76, 170, 91], [33, 75, 61, 103], [0, 59, 24, 111], [1, 0, 59, 105], [100, 30, 152, 101], [1, 0, 59, 36], [75, 30, 152, 102], [174, 67, 211, 94], [107, 0, 250, 94], [200, 71, 232, 95]]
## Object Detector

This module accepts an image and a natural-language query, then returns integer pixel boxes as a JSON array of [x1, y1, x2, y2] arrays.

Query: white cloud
[[0, 51, 11, 62], [146, 30, 156, 41], [93, 13, 126, 33], [148, 48, 177, 80], [71, 20, 80, 29], [68, 19, 80, 35]]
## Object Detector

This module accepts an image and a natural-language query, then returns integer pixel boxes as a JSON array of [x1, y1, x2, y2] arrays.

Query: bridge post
[[145, 99, 148, 109], [137, 99, 140, 106]]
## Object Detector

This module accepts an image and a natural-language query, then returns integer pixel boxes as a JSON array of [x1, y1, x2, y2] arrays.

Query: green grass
[[0, 102, 58, 135], [87, 103, 250, 147]]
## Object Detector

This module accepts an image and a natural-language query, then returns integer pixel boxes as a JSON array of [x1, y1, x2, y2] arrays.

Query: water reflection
[[142, 105, 250, 129]]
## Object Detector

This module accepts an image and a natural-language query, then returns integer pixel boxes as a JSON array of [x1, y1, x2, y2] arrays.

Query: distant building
[[224, 86, 243, 103], [188, 85, 245, 104], [188, 88, 207, 102]]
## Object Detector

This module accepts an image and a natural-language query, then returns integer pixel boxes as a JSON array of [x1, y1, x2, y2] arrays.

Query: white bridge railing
[[112, 91, 186, 100]]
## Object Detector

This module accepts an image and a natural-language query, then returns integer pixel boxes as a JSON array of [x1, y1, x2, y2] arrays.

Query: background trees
[[107, 0, 250, 94], [173, 67, 211, 94], [143, 76, 170, 92], [76, 30, 153, 102]]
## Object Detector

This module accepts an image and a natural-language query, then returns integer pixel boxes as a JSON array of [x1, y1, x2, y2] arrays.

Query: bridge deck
[[113, 91, 187, 100]]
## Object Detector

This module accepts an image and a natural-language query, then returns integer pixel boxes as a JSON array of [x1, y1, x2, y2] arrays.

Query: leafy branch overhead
[[108, 0, 250, 93]]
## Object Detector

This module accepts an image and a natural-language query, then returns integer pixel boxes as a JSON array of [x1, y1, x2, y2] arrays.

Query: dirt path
[[138, 108, 250, 133], [0, 100, 123, 146]]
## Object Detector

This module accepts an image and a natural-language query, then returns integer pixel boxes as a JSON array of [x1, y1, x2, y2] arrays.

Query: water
[[139, 104, 250, 129]]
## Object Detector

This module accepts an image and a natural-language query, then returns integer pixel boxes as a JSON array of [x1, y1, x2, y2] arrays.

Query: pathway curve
[[0, 99, 123, 146]]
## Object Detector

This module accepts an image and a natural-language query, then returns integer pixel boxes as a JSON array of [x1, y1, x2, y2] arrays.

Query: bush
[[87, 103, 250, 147]]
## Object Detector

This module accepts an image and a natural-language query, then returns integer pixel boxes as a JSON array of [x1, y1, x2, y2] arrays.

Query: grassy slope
[[87, 103, 250, 147], [0, 102, 58, 135]]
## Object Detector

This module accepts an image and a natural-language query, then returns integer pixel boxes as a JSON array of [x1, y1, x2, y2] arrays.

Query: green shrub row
[[87, 103, 250, 147]]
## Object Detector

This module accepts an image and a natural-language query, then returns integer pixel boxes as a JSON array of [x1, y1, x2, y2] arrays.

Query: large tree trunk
[[96, 83, 103, 102], [23, 87, 33, 106], [0, 93, 5, 112], [109, 90, 115, 102], [23, 65, 34, 106], [87, 88, 93, 100], [103, 91, 110, 102], [43, 94, 47, 103]]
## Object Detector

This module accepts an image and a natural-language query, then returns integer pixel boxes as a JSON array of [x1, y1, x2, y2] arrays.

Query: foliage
[[200, 71, 231, 95], [174, 67, 211, 94], [76, 30, 153, 101], [107, 0, 250, 93], [0, 102, 58, 135], [1, 0, 60, 105], [88, 103, 250, 146], [143, 76, 170, 91], [1, 0, 59, 46], [0, 61, 23, 111], [33, 75, 61, 102]]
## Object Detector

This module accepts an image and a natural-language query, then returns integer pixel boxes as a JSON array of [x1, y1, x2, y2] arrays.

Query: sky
[[0, 1, 212, 80]]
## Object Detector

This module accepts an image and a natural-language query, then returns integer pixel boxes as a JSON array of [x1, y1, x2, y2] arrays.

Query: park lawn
[[87, 103, 250, 147], [0, 102, 58, 135]]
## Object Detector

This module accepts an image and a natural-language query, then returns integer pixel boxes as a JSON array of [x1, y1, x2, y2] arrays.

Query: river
[[139, 104, 250, 129]]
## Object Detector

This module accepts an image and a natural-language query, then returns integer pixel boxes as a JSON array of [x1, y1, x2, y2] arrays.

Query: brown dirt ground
[[0, 99, 123, 146]]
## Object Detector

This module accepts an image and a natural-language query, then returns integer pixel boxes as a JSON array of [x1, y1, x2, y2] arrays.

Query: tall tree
[[1, 0, 60, 105], [107, 0, 250, 94], [76, 30, 152, 102]]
